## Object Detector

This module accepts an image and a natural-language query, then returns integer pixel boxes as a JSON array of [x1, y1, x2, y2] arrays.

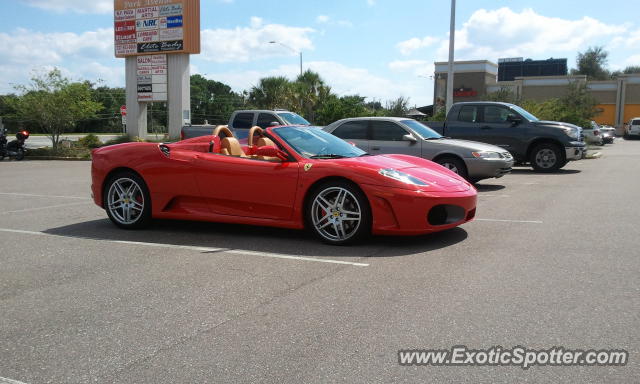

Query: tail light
[[180, 131, 185, 140]]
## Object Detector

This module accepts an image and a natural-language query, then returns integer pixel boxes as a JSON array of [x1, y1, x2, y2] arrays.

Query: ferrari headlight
[[379, 168, 428, 186], [562, 127, 580, 140], [472, 151, 502, 160]]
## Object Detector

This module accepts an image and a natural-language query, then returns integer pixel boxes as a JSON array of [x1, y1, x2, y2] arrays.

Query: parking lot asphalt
[[0, 139, 638, 383]]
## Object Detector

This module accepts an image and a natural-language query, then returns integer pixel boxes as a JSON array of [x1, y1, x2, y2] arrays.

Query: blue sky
[[1, 0, 639, 106]]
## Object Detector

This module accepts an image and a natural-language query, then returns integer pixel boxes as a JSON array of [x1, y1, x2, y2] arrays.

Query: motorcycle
[[0, 129, 30, 161]]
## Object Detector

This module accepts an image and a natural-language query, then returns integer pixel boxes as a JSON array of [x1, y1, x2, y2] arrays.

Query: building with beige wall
[[434, 60, 640, 128]]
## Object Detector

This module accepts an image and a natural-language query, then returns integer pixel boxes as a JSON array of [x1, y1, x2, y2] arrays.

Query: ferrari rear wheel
[[104, 171, 151, 229], [307, 181, 371, 245]]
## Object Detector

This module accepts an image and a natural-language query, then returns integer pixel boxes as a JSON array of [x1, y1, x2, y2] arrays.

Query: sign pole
[[446, 0, 456, 114], [125, 56, 148, 138], [168, 53, 191, 139]]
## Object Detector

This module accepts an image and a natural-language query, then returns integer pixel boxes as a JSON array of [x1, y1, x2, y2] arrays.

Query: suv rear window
[[633, 120, 640, 126], [233, 113, 253, 129]]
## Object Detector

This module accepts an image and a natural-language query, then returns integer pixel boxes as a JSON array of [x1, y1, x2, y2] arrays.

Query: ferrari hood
[[328, 155, 470, 191]]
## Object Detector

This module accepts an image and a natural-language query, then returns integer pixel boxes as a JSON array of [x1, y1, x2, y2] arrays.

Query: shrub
[[102, 135, 132, 146], [78, 133, 102, 149]]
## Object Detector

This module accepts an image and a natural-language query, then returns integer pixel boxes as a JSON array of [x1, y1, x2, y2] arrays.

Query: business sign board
[[137, 54, 167, 102], [114, 0, 200, 57]]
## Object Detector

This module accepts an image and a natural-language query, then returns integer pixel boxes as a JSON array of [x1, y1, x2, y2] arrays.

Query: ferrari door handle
[[371, 146, 380, 150]]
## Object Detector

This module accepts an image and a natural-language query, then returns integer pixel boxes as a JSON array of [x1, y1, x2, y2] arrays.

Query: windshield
[[274, 126, 366, 159], [510, 105, 539, 122], [277, 112, 311, 126], [591, 121, 600, 129], [401, 120, 442, 139]]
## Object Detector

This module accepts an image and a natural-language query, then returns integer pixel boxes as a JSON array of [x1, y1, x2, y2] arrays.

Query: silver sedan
[[324, 117, 514, 182]]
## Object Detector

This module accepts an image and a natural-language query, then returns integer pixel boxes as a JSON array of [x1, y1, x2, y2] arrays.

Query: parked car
[[181, 109, 311, 140], [92, 125, 477, 245], [592, 121, 615, 144], [425, 102, 586, 172], [324, 117, 513, 182], [582, 121, 604, 146], [625, 117, 640, 138]]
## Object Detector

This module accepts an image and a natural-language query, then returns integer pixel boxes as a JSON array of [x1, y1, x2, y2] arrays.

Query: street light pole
[[446, 0, 456, 114], [269, 41, 303, 77]]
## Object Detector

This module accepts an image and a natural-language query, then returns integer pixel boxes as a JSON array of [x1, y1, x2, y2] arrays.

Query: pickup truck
[[181, 109, 311, 140], [425, 102, 585, 172]]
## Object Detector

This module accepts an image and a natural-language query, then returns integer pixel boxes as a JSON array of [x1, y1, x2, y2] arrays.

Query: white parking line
[[0, 192, 91, 200], [1, 202, 92, 214], [475, 218, 543, 224], [0, 377, 29, 384], [0, 227, 370, 267]]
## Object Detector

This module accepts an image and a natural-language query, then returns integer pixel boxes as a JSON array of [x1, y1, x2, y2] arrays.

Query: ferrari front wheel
[[307, 181, 371, 245], [104, 171, 151, 229]]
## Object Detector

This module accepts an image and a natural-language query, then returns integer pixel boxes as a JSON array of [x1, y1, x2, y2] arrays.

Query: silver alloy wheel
[[535, 148, 557, 169], [107, 177, 145, 225], [441, 162, 459, 174], [311, 187, 362, 242]]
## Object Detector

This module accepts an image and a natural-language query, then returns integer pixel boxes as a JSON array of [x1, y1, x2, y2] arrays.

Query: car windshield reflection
[[274, 126, 366, 159]]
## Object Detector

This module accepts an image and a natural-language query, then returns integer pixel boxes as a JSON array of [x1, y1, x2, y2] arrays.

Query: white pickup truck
[[181, 109, 311, 140]]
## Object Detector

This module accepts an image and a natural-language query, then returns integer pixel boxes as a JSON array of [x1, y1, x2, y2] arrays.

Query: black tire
[[305, 180, 371, 245], [15, 148, 25, 161], [530, 143, 565, 172], [103, 171, 152, 229], [435, 156, 469, 180]]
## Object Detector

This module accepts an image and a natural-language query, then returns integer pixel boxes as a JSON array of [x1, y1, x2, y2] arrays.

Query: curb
[[25, 156, 91, 161]]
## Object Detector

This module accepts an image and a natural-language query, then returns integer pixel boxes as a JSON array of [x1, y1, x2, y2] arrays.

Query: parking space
[[0, 140, 639, 383]]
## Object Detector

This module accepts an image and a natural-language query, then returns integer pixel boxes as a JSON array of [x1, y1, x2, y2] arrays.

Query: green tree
[[315, 94, 374, 125], [10, 69, 102, 149], [383, 96, 410, 117], [622, 65, 640, 74], [519, 82, 597, 127], [485, 87, 520, 104], [190, 74, 244, 124], [248, 76, 295, 111], [571, 46, 610, 80], [294, 70, 330, 123]]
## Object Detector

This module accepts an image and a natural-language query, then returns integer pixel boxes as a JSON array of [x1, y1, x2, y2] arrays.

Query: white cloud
[[435, 8, 626, 61], [388, 60, 433, 76], [0, 28, 121, 92], [315, 15, 352, 28], [20, 0, 112, 14], [200, 19, 315, 63], [611, 28, 640, 49], [205, 61, 431, 106], [624, 55, 640, 66], [367, 0, 376, 6], [396, 36, 439, 56]]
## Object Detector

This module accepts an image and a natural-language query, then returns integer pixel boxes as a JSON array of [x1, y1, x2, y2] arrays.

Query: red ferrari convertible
[[91, 125, 477, 245]]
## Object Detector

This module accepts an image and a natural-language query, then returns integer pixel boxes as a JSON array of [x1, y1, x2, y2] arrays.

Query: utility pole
[[269, 41, 303, 77], [446, 0, 456, 114]]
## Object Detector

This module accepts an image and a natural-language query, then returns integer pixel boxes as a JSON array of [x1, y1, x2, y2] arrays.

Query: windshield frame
[[509, 104, 539, 122], [400, 119, 443, 139], [277, 112, 311, 126], [273, 126, 366, 159]]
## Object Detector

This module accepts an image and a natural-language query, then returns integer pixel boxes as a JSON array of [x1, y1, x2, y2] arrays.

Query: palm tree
[[248, 76, 294, 110], [295, 70, 328, 122]]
